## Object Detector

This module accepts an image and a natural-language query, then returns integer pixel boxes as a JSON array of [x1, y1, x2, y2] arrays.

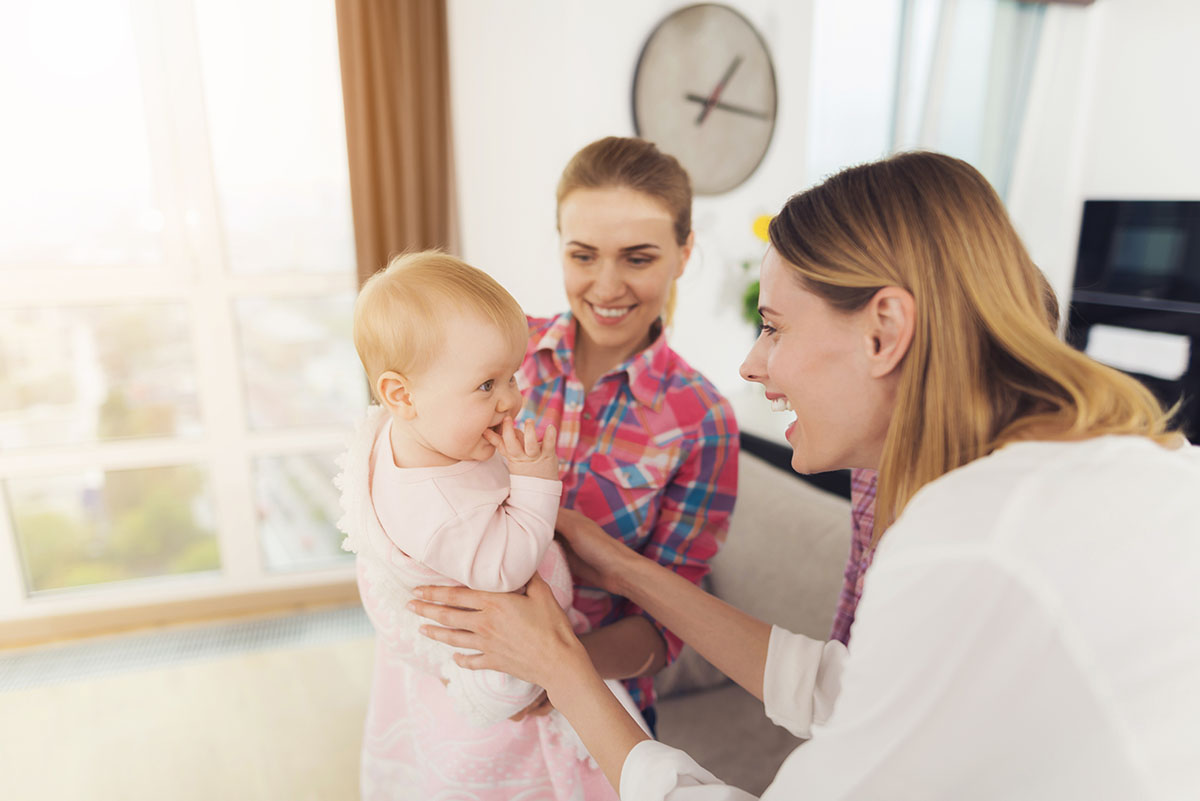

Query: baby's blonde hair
[[353, 250, 527, 401]]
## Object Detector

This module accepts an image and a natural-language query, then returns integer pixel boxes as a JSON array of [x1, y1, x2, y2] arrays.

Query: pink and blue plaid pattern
[[517, 312, 739, 710], [830, 468, 878, 645]]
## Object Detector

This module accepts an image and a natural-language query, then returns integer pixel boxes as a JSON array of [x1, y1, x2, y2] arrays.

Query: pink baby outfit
[[336, 405, 622, 801]]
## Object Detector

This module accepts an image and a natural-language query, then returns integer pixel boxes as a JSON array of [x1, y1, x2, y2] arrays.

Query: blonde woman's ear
[[377, 371, 418, 419], [677, 229, 696, 277], [864, 286, 915, 379]]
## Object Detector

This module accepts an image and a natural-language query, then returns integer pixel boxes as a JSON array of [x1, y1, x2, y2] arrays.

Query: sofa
[[652, 448, 853, 795]]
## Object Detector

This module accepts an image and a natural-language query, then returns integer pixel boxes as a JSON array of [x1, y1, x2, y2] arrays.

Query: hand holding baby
[[485, 418, 559, 481]]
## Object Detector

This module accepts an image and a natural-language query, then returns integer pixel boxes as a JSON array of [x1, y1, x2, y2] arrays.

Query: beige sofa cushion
[[710, 451, 852, 638], [655, 451, 852, 698]]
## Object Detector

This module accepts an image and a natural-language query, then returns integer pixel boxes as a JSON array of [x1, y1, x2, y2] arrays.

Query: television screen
[[1073, 200, 1200, 308]]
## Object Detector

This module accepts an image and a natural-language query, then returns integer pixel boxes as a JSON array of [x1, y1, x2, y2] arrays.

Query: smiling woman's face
[[740, 247, 894, 474], [558, 186, 690, 369]]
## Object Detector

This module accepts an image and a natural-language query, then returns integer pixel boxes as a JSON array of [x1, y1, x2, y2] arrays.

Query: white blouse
[[620, 436, 1200, 800]]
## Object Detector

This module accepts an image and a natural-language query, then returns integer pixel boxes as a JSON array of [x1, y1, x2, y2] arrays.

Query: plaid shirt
[[830, 468, 878, 645], [516, 312, 739, 710]]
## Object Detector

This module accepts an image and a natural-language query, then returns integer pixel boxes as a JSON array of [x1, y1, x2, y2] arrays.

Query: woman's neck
[[573, 327, 653, 393]]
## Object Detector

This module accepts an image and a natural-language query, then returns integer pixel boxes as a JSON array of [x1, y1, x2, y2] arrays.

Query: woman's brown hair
[[769, 151, 1175, 542], [556, 136, 692, 325]]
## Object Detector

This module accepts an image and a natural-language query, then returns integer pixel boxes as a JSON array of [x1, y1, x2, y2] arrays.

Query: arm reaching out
[[556, 508, 772, 700]]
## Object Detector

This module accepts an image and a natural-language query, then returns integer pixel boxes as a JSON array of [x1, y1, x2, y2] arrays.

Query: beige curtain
[[335, 0, 459, 287]]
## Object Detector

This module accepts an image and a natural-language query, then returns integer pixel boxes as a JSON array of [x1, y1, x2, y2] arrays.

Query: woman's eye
[[570, 252, 594, 264], [628, 255, 654, 267], [478, 379, 495, 392], [759, 323, 777, 337]]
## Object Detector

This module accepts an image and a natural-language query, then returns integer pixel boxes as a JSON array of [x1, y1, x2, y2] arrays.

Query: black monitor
[[1072, 200, 1200, 322], [1067, 200, 1200, 440]]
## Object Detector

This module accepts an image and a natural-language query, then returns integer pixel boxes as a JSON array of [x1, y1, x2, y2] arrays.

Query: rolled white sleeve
[[615, 627, 846, 801], [614, 557, 1114, 801], [620, 739, 757, 801], [762, 626, 847, 739]]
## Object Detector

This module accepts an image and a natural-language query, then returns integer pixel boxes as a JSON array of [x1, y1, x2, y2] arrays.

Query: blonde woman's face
[[559, 187, 691, 367], [739, 248, 892, 473]]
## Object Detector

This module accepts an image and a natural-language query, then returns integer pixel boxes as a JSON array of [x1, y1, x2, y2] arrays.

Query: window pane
[[234, 294, 365, 429], [7, 464, 219, 594], [807, 0, 902, 182], [194, 0, 355, 274], [255, 450, 350, 572], [0, 305, 201, 449], [0, 1, 165, 271]]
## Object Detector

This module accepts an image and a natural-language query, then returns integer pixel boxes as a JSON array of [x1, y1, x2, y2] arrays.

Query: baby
[[337, 251, 628, 800]]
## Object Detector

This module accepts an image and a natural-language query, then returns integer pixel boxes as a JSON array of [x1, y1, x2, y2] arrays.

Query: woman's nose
[[593, 261, 624, 300], [739, 336, 766, 383]]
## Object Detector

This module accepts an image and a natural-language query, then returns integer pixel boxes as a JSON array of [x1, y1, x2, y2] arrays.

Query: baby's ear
[[376, 371, 417, 419]]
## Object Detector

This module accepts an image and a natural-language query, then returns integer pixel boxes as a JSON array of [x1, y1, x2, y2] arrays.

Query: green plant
[[741, 279, 761, 328]]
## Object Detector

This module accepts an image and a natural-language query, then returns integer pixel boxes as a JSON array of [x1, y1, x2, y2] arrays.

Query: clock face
[[632, 3, 777, 195]]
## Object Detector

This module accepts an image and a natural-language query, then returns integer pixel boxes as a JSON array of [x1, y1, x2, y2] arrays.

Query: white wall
[[446, 0, 815, 401], [1009, 0, 1200, 306], [449, 0, 1200, 402]]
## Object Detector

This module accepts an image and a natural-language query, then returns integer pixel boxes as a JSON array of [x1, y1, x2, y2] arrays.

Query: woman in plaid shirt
[[511, 137, 739, 735]]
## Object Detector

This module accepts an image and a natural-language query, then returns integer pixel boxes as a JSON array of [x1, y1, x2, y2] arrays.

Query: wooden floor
[[0, 635, 374, 800]]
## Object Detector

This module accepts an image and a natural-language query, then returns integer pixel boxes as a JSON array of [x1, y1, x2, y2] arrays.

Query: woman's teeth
[[593, 305, 632, 318], [770, 397, 793, 412]]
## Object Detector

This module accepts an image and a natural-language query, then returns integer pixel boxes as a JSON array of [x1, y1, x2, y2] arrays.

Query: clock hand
[[695, 54, 743, 126], [684, 93, 771, 120]]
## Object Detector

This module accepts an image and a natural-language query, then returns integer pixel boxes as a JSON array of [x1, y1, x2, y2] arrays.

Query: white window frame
[[0, 0, 358, 638]]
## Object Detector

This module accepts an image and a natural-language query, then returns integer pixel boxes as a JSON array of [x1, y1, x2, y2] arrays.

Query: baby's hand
[[485, 418, 559, 481]]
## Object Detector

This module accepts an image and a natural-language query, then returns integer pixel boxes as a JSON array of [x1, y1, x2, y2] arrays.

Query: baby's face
[[404, 313, 525, 463]]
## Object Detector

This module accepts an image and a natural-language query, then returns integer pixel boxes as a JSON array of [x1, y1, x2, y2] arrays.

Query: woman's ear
[[676, 230, 695, 278], [376, 371, 418, 420], [863, 287, 915, 378]]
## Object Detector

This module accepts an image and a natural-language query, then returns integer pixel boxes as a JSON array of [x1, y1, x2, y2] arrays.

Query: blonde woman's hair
[[557, 136, 692, 326], [353, 250, 527, 401], [768, 151, 1175, 543]]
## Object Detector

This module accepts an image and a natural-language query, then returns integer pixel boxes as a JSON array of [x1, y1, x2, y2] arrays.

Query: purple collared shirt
[[830, 468, 878, 645]]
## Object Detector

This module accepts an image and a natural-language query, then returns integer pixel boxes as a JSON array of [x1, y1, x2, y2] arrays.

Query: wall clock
[[632, 3, 777, 195]]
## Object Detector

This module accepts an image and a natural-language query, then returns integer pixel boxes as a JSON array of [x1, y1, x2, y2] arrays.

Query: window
[[806, 0, 1045, 200], [0, 0, 363, 627]]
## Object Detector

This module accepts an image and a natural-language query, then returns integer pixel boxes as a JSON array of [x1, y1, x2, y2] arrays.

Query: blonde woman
[[410, 151, 1200, 799]]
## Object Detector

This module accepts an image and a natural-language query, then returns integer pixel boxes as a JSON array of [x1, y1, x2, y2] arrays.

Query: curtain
[[335, 0, 459, 287], [891, 0, 1047, 201]]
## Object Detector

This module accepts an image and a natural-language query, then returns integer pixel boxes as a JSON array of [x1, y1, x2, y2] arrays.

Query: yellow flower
[[752, 214, 772, 243]]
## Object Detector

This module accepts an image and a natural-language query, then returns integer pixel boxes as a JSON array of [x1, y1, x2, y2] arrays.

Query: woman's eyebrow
[[758, 305, 779, 317], [565, 240, 597, 250], [619, 243, 660, 253]]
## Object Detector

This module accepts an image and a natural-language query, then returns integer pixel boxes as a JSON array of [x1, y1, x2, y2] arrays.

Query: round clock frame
[[631, 3, 778, 196]]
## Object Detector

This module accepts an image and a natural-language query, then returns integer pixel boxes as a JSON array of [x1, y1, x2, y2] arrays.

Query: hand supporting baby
[[485, 418, 559, 481]]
